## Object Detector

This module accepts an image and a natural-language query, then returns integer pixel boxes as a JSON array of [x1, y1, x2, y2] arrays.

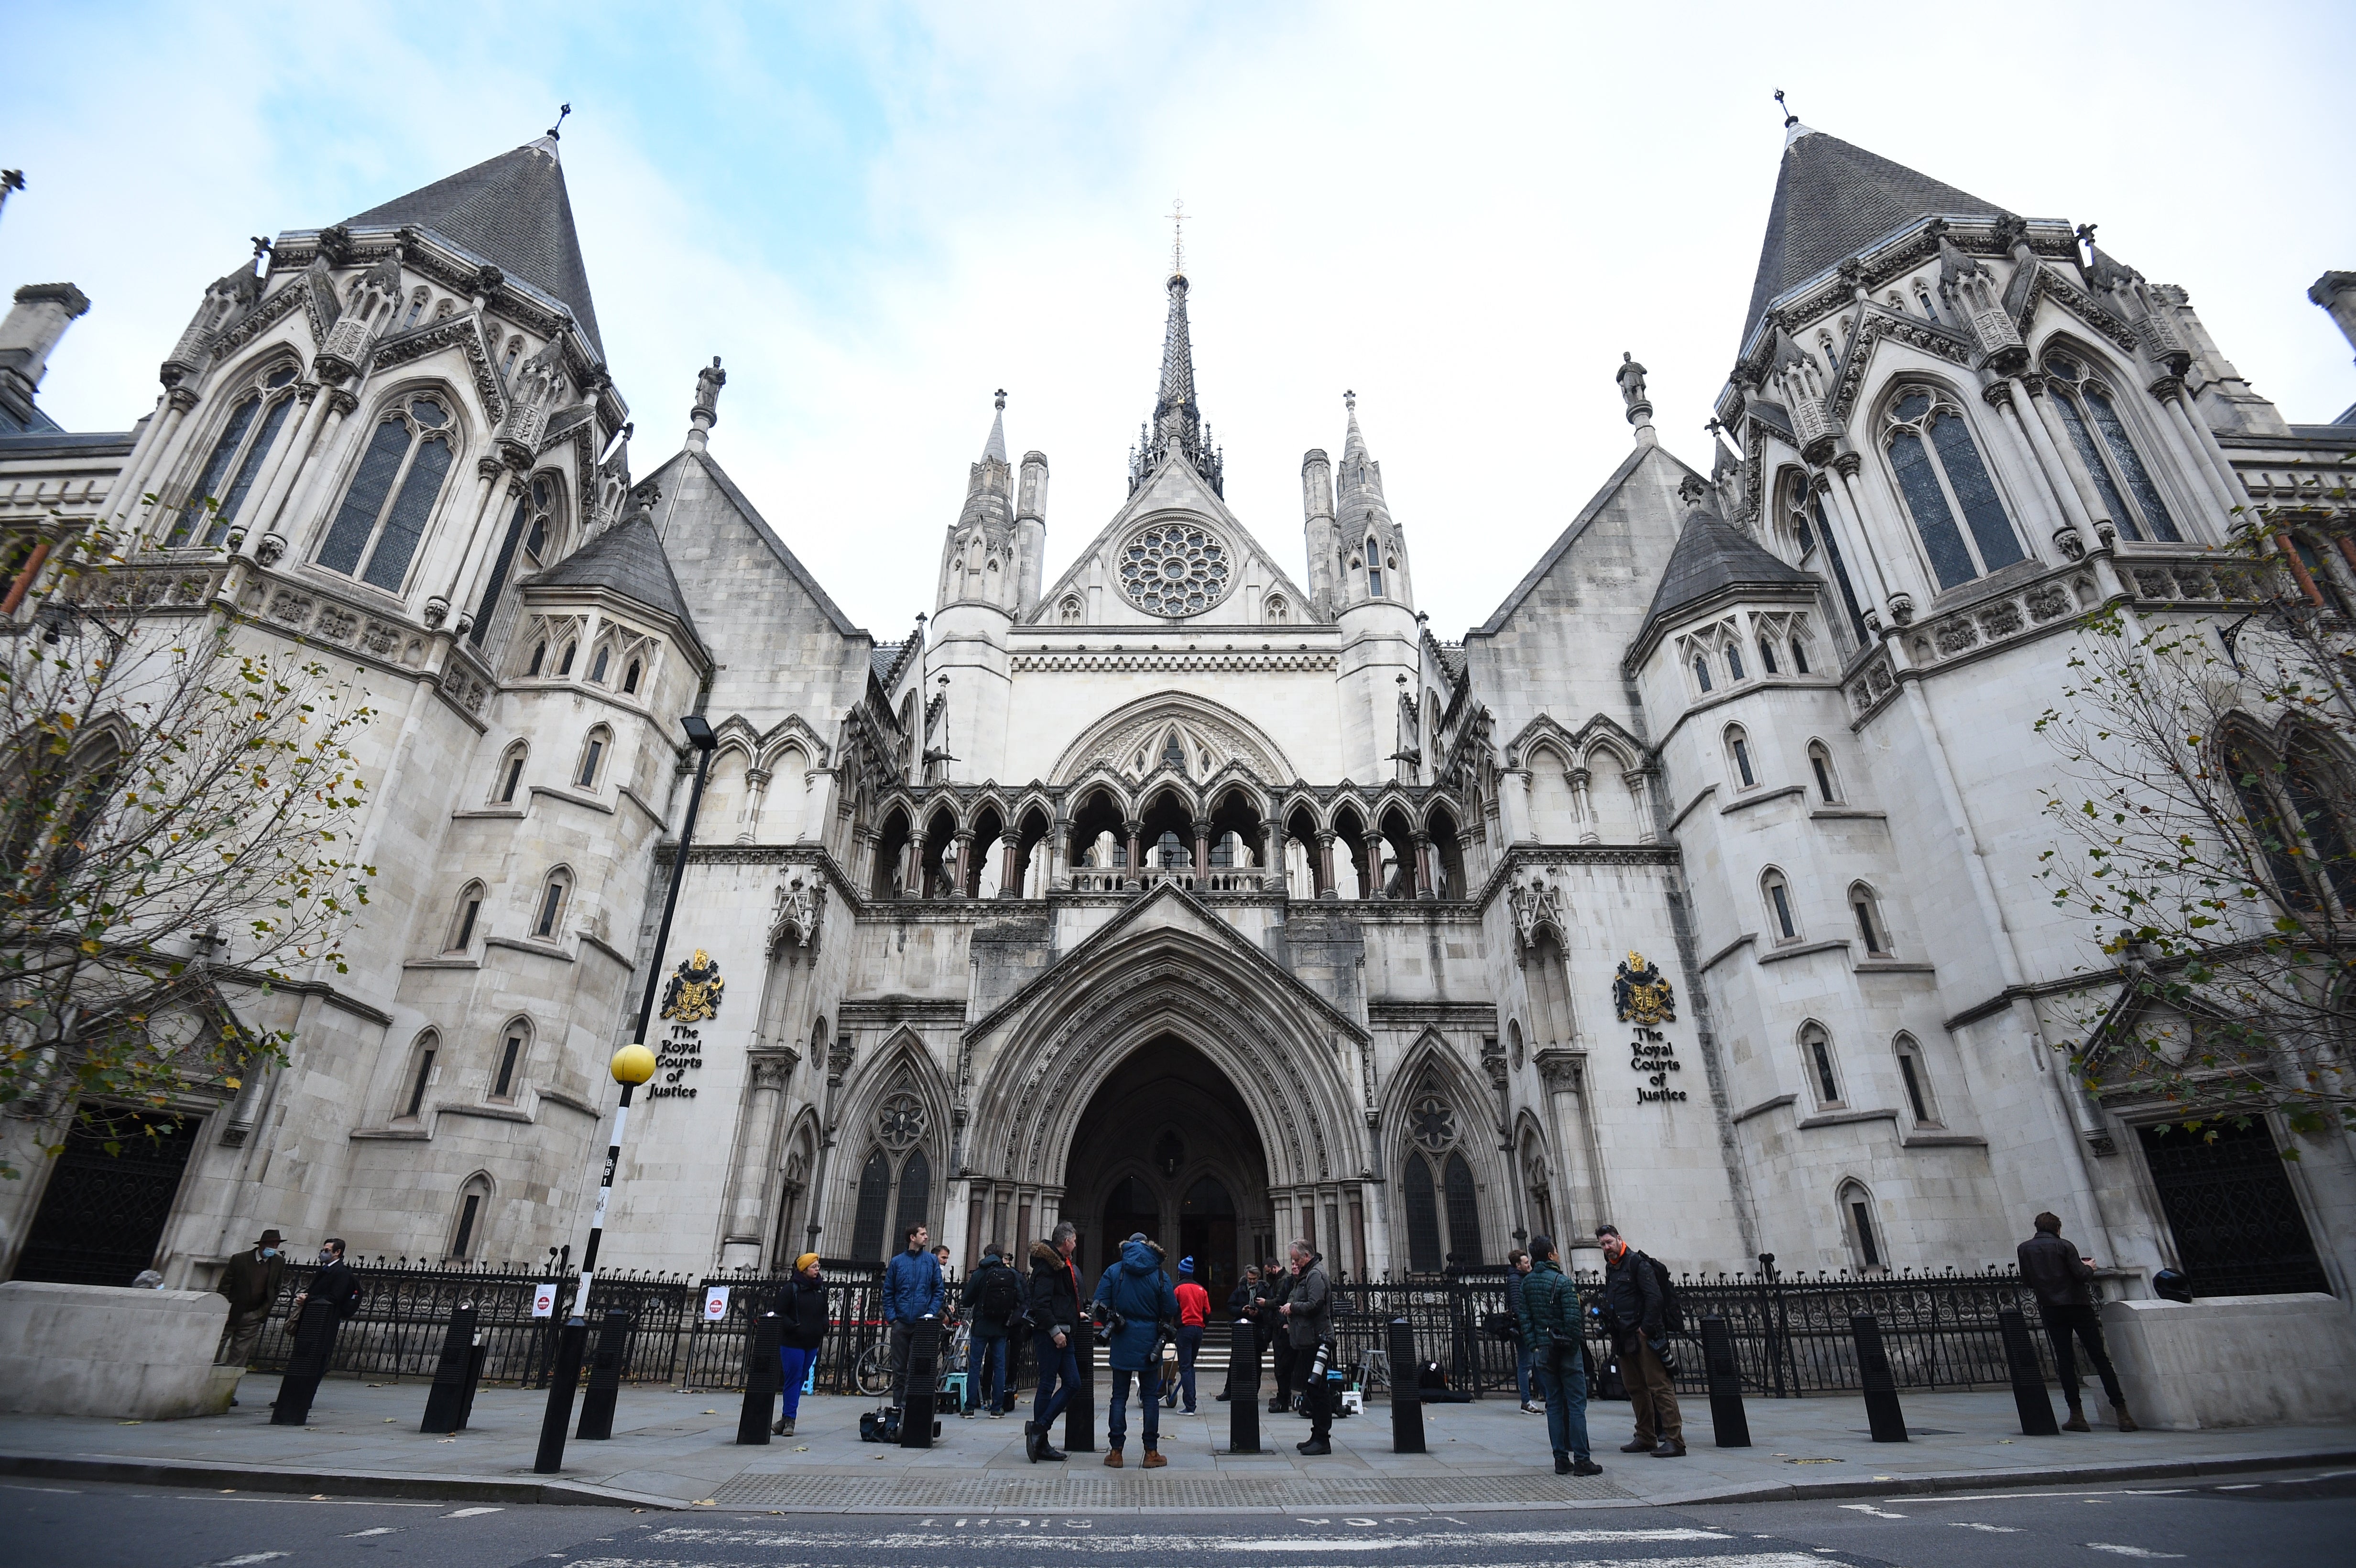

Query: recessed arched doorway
[[1062, 1036, 1271, 1300]]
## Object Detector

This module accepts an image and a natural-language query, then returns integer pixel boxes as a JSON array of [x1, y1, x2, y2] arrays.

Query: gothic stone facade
[[4, 122, 2354, 1298]]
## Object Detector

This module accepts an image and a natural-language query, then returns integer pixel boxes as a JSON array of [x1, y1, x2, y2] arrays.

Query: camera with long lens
[[1089, 1299, 1126, 1341]]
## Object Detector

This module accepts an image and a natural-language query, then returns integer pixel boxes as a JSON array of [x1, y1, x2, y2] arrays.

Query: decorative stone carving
[[1508, 874, 1564, 954], [768, 870, 823, 952], [1117, 519, 1233, 617], [2053, 524, 2086, 561], [422, 596, 449, 630], [1886, 592, 1915, 626]]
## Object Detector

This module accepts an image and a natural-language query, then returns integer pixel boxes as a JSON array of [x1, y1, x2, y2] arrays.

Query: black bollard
[[532, 1318, 590, 1472], [1226, 1316, 1261, 1454], [577, 1309, 631, 1440], [420, 1305, 479, 1434], [1850, 1313, 1908, 1442], [899, 1316, 943, 1448], [270, 1299, 335, 1426], [1387, 1318, 1426, 1454], [1065, 1319, 1096, 1452], [1700, 1316, 1751, 1448], [1998, 1307, 2061, 1436], [737, 1311, 782, 1445], [457, 1336, 488, 1430]]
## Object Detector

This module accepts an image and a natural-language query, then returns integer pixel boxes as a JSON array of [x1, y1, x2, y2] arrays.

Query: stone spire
[[1130, 264, 1223, 497], [984, 387, 1009, 462], [1336, 390, 1411, 611]]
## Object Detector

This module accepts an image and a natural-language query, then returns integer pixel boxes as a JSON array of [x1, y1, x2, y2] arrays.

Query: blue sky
[[4, 2, 2350, 637]]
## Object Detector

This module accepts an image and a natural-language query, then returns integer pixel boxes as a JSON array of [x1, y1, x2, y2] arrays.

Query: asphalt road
[[4, 1466, 2351, 1568]]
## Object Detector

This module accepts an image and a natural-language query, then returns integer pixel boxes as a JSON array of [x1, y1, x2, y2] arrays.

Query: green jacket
[[1516, 1258, 1581, 1352]]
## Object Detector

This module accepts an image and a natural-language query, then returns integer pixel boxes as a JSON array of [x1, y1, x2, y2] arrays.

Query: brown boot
[[1142, 1449, 1167, 1469], [2114, 1405, 2139, 1433], [2062, 1408, 2090, 1432], [1103, 1448, 1124, 1468]]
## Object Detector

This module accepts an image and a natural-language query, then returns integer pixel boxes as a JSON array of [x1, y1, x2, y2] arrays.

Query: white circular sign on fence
[[531, 1285, 557, 1318], [703, 1285, 731, 1322]]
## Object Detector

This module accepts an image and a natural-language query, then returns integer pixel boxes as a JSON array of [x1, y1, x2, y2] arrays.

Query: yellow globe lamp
[[610, 1043, 657, 1087]]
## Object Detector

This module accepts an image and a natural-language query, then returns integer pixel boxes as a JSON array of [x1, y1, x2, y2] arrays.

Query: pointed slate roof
[[533, 512, 704, 650], [1633, 509, 1816, 653], [1743, 126, 1998, 350], [343, 137, 604, 353], [641, 447, 862, 639]]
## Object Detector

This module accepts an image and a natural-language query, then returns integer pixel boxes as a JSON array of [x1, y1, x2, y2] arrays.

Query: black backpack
[[978, 1262, 1022, 1327], [1644, 1253, 1683, 1334]]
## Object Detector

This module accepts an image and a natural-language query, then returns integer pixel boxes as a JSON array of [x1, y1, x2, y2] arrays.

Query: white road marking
[[1898, 1489, 2180, 1503], [592, 1558, 1815, 1568], [2213, 1484, 2260, 1491], [0, 1484, 80, 1494], [213, 1556, 290, 1566], [342, 1527, 400, 1537], [2086, 1547, 2185, 1559], [1838, 1504, 1907, 1520], [444, 1506, 504, 1518], [1950, 1523, 2021, 1533], [650, 1529, 1734, 1552]]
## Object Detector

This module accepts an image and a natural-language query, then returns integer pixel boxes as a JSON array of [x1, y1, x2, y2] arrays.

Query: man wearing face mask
[[213, 1229, 287, 1397]]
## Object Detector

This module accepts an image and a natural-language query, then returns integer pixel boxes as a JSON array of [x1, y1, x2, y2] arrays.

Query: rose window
[[1118, 522, 1231, 616], [875, 1090, 926, 1150]]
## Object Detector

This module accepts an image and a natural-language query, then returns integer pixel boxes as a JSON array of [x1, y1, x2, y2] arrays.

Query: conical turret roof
[[343, 136, 604, 353], [1636, 508, 1816, 650], [1743, 126, 1998, 350], [533, 512, 701, 645]]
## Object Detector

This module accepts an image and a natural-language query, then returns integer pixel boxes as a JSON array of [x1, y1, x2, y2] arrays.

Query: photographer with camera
[[1092, 1232, 1180, 1468], [1277, 1239, 1333, 1456], [1597, 1223, 1684, 1458], [1262, 1256, 1296, 1414], [1516, 1236, 1602, 1476]]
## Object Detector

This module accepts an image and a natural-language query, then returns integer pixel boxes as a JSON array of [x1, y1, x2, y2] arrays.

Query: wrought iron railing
[[250, 1261, 2059, 1399]]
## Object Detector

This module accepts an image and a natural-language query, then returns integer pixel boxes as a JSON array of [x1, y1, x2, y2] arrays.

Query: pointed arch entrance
[[1061, 1038, 1271, 1298]]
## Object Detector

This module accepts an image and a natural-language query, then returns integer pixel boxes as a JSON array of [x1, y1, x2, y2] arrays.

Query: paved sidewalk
[[1, 1374, 2350, 1513]]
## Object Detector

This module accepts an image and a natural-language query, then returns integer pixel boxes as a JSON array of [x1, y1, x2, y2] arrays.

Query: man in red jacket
[[1172, 1258, 1211, 1414]]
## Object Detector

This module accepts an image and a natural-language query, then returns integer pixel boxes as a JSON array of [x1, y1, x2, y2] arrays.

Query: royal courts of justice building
[[4, 112, 2354, 1303]]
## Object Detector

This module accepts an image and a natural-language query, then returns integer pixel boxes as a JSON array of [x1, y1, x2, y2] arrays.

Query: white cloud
[[6, 1, 2349, 638]]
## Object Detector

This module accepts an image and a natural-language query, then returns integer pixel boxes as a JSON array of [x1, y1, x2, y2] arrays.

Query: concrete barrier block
[[2101, 1293, 2356, 1431], [0, 1281, 230, 1420]]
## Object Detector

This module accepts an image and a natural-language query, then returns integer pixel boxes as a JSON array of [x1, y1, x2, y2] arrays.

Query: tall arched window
[[1807, 741, 1841, 804], [489, 1018, 530, 1102], [2044, 353, 2179, 543], [449, 1173, 492, 1261], [2284, 737, 2356, 910], [893, 1146, 932, 1247], [1786, 474, 1868, 648], [400, 1032, 438, 1120], [622, 657, 643, 695], [1724, 639, 1746, 681], [1884, 389, 2023, 590], [316, 396, 456, 592], [2225, 741, 2316, 911], [1265, 595, 1288, 624], [1365, 535, 1384, 598], [533, 868, 571, 939], [1800, 1023, 1843, 1108], [1849, 882, 1890, 956], [1839, 1179, 1882, 1271], [1058, 596, 1082, 624], [1757, 633, 1779, 675], [1725, 725, 1757, 790], [164, 367, 298, 548], [446, 881, 486, 953], [1442, 1152, 1483, 1265], [493, 741, 528, 805], [849, 1148, 892, 1261], [1691, 652, 1714, 694], [588, 642, 612, 685], [1762, 868, 1800, 943], [576, 725, 611, 789], [470, 475, 561, 648], [1893, 1034, 1939, 1126], [1402, 1155, 1442, 1274]]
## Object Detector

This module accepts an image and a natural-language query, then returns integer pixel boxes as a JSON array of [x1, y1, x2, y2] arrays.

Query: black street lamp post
[[534, 712, 719, 1474]]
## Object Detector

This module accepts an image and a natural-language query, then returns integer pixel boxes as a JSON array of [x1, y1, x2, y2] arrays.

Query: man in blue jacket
[[1093, 1232, 1180, 1468], [883, 1221, 943, 1410]]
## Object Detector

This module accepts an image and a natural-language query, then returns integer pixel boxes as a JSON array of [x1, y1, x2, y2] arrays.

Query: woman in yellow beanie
[[773, 1253, 829, 1436]]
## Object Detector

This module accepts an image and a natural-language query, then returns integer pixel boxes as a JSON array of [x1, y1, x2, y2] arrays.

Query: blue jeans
[[1515, 1340, 1535, 1405], [1032, 1330, 1079, 1430], [966, 1334, 1007, 1412], [1176, 1324, 1203, 1410], [1107, 1365, 1160, 1452], [776, 1344, 812, 1421], [1536, 1343, 1592, 1462]]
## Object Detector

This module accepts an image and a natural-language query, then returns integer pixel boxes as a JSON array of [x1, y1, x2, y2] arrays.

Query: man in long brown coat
[[214, 1228, 285, 1381]]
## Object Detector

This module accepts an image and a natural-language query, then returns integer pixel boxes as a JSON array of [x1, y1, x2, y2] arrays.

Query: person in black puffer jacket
[[1023, 1223, 1084, 1462], [771, 1253, 830, 1436]]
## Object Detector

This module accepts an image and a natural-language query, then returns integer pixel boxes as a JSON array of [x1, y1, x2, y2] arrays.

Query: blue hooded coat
[[1092, 1237, 1181, 1372]]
